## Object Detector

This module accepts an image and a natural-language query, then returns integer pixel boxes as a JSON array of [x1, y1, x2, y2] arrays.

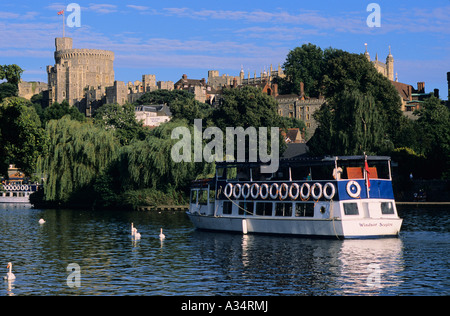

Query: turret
[[386, 46, 394, 81]]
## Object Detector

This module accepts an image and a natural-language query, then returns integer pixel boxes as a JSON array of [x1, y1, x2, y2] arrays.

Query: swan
[[38, 218, 45, 224], [159, 228, 165, 240], [133, 230, 141, 240], [4, 262, 15, 280]]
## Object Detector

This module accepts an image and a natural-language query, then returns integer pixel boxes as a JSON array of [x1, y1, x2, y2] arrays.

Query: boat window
[[291, 165, 311, 181], [217, 168, 225, 179], [223, 201, 233, 215], [295, 203, 314, 217], [271, 166, 290, 181], [198, 190, 208, 205], [239, 201, 254, 216], [225, 167, 237, 180], [255, 202, 273, 216], [252, 167, 272, 181], [381, 202, 395, 214], [310, 165, 335, 180], [368, 160, 390, 179], [343, 203, 359, 215], [275, 203, 293, 217], [190, 190, 197, 203], [236, 167, 250, 181]]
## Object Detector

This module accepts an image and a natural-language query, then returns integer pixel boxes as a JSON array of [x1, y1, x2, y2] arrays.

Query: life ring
[[20, 185, 25, 191], [269, 183, 279, 199], [233, 183, 242, 199], [5, 185, 11, 191], [260, 183, 269, 199], [24, 185, 29, 191], [250, 183, 260, 199], [279, 183, 289, 200], [224, 183, 233, 198], [311, 183, 323, 200], [323, 182, 336, 200], [300, 183, 311, 199], [241, 183, 251, 199], [346, 181, 361, 198], [289, 183, 300, 200]]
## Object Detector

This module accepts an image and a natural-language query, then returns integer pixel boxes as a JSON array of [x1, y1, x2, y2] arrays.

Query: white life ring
[[323, 182, 336, 200], [20, 185, 25, 191], [24, 185, 29, 191], [233, 183, 242, 199], [5, 185, 11, 191], [289, 183, 300, 200], [241, 183, 251, 199], [250, 183, 260, 199], [311, 183, 323, 200], [260, 183, 269, 200], [279, 183, 289, 200], [269, 183, 279, 199], [300, 183, 311, 199], [346, 181, 361, 198], [224, 183, 233, 198]]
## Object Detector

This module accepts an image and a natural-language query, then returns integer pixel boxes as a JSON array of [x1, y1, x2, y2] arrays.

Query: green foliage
[[94, 103, 149, 145], [42, 100, 85, 125], [0, 82, 18, 102], [0, 97, 47, 177], [38, 116, 120, 203], [279, 43, 325, 97], [309, 90, 393, 155], [212, 86, 280, 130], [0, 64, 24, 87]]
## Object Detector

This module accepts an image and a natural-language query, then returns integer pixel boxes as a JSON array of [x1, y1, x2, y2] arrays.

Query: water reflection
[[190, 231, 405, 295], [0, 206, 448, 295]]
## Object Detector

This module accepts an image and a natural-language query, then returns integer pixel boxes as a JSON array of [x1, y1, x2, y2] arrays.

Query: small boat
[[187, 155, 403, 239], [1, 165, 41, 205]]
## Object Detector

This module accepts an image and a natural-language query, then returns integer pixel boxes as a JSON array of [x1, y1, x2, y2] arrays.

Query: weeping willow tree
[[37, 115, 120, 204], [309, 90, 394, 155], [119, 119, 215, 192]]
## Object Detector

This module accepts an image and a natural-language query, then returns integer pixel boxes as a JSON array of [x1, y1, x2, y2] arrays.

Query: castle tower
[[364, 43, 370, 61], [386, 46, 394, 81], [47, 37, 115, 107]]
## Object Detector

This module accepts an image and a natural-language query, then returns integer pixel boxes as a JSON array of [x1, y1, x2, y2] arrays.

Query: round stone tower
[[47, 37, 115, 106]]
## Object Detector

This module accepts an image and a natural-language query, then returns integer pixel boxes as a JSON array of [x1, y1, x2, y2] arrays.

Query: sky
[[0, 0, 449, 99]]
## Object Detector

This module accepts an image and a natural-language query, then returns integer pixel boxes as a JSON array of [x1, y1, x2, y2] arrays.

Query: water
[[0, 204, 448, 296]]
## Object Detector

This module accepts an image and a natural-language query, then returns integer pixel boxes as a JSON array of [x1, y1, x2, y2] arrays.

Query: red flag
[[57, 10, 64, 15], [365, 160, 371, 188]]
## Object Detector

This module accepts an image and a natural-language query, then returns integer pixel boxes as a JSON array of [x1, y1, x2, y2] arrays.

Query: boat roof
[[216, 155, 391, 168]]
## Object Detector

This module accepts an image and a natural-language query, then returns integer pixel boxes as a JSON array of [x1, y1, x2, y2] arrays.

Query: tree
[[94, 103, 149, 146], [414, 96, 450, 178], [37, 116, 120, 203], [42, 100, 85, 124], [279, 43, 324, 97], [0, 82, 18, 102], [0, 97, 47, 177], [0, 64, 24, 87]]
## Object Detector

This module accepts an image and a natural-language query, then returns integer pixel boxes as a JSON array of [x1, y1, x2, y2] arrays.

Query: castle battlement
[[55, 49, 114, 61]]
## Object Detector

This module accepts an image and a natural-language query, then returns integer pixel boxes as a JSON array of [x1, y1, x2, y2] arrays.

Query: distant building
[[135, 105, 171, 127], [174, 74, 209, 103], [364, 44, 394, 81], [18, 81, 48, 100]]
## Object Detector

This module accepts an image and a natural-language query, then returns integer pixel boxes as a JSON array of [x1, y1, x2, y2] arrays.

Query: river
[[0, 204, 448, 296]]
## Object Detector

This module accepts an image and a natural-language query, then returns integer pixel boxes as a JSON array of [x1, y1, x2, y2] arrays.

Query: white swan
[[4, 262, 15, 280], [38, 218, 45, 224], [133, 230, 141, 240], [159, 228, 165, 240]]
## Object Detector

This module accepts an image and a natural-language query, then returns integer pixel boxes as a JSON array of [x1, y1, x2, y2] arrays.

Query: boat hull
[[187, 213, 403, 239]]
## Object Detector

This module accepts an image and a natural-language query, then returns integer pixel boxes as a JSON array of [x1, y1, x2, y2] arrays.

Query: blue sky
[[1, 0, 449, 98]]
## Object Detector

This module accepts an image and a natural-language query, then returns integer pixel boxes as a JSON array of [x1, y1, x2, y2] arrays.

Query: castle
[[44, 37, 173, 116], [364, 43, 395, 81]]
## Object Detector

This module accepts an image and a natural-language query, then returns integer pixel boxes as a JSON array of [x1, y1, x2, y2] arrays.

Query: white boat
[[0, 182, 41, 204], [187, 156, 403, 239]]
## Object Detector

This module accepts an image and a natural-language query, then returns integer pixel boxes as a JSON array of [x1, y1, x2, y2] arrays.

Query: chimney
[[299, 82, 305, 100], [232, 77, 237, 88], [182, 74, 187, 80], [407, 85, 412, 101], [273, 83, 279, 97], [434, 89, 439, 99], [417, 82, 425, 93]]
